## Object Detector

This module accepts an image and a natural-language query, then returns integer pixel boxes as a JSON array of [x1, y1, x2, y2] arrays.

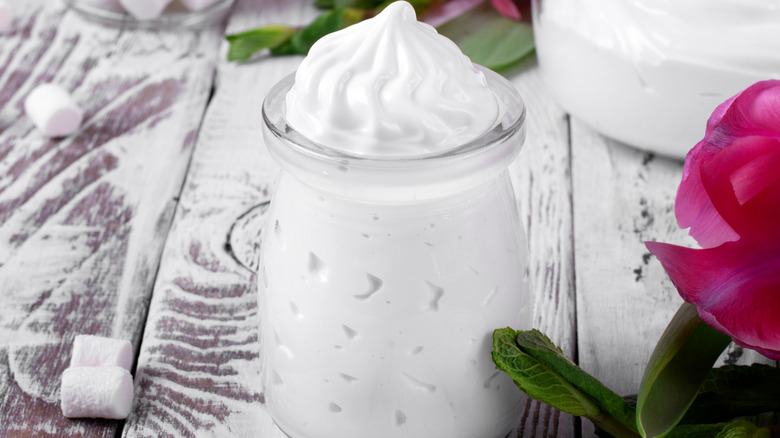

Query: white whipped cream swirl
[[285, 1, 501, 157]]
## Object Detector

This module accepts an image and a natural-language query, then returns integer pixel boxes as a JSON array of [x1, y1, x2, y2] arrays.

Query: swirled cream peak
[[285, 1, 501, 156]]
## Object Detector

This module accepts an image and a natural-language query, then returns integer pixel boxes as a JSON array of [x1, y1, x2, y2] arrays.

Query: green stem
[[636, 302, 732, 437]]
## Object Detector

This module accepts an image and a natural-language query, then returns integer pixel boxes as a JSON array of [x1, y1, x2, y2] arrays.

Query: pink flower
[[646, 80, 780, 360], [491, 0, 522, 20], [423, 0, 523, 28]]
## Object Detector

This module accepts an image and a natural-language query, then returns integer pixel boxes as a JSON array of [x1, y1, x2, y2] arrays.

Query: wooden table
[[0, 1, 774, 436]]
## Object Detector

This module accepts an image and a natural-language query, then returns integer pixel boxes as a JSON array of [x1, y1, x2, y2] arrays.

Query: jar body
[[259, 65, 530, 437], [533, 0, 780, 158], [259, 170, 530, 438]]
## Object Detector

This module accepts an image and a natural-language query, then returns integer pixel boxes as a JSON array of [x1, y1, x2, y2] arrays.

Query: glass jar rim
[[262, 65, 526, 166]]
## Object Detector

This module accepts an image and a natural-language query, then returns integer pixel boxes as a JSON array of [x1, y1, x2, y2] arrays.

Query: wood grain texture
[[505, 59, 577, 438], [0, 2, 222, 436], [571, 123, 690, 436], [122, 1, 313, 436]]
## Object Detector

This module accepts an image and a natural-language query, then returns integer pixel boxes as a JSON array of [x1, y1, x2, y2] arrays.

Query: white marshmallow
[[177, 0, 222, 11], [70, 335, 133, 370], [61, 367, 134, 419], [118, 0, 173, 19], [24, 84, 83, 138], [0, 1, 12, 34]]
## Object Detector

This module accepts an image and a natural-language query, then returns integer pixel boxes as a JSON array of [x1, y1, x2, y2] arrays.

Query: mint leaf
[[714, 420, 768, 438], [226, 25, 298, 62], [492, 328, 600, 418], [636, 303, 732, 438], [514, 330, 638, 433], [681, 364, 780, 424], [437, 3, 534, 71], [273, 8, 366, 56], [493, 328, 640, 437]]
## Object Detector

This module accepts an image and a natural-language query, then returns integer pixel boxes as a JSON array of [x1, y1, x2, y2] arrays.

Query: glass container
[[259, 67, 532, 438]]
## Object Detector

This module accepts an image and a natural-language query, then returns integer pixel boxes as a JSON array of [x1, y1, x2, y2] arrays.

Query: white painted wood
[[123, 0, 313, 436], [0, 1, 222, 436], [571, 120, 691, 436], [505, 58, 577, 438]]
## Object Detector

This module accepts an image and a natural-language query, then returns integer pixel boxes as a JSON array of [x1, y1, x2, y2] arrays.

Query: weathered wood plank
[[505, 59, 577, 438], [571, 125, 691, 436], [571, 119, 777, 436], [122, 0, 313, 436], [0, 2, 222, 436]]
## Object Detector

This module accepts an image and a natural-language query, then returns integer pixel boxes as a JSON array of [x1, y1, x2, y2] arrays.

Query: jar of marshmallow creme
[[258, 66, 533, 438]]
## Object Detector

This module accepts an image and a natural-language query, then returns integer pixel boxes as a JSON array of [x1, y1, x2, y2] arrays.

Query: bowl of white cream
[[532, 0, 780, 158]]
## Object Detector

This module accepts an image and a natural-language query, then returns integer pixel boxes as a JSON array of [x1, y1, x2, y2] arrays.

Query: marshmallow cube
[[61, 367, 133, 419], [24, 84, 83, 138], [118, 0, 173, 19], [70, 335, 133, 370], [177, 0, 222, 11], [0, 1, 11, 34]]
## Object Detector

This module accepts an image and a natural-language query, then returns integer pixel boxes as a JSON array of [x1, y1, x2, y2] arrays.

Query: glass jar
[[259, 67, 532, 438], [532, 0, 780, 158]]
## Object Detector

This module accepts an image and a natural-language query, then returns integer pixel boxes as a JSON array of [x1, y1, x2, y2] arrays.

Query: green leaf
[[636, 302, 732, 438], [662, 420, 771, 438], [437, 3, 534, 70], [338, 0, 385, 8], [514, 330, 639, 434], [681, 364, 780, 425], [377, 0, 436, 16], [493, 328, 640, 437], [225, 25, 298, 62], [616, 421, 770, 438], [664, 424, 728, 438], [314, 0, 335, 8], [714, 420, 769, 438], [492, 328, 600, 417], [274, 7, 367, 56]]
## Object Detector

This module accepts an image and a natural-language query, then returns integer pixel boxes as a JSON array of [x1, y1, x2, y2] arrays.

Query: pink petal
[[704, 92, 739, 136], [491, 0, 521, 20], [676, 80, 780, 247], [717, 80, 780, 139], [675, 141, 739, 248], [730, 146, 780, 205], [700, 136, 780, 244], [646, 241, 780, 360], [423, 0, 486, 27]]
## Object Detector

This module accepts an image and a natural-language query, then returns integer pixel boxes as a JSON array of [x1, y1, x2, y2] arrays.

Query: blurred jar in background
[[64, 0, 234, 28], [532, 0, 780, 158]]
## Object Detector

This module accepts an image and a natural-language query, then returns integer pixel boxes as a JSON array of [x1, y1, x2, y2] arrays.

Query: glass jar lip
[[62, 0, 235, 29], [262, 65, 526, 165]]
